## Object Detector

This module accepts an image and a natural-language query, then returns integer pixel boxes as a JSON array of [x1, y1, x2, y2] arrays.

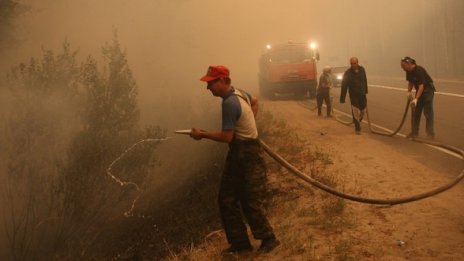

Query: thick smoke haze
[[1, 0, 463, 259], [4, 0, 462, 127]]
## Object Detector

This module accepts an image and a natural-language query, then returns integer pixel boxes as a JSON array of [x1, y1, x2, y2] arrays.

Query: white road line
[[370, 84, 464, 98], [332, 107, 462, 159]]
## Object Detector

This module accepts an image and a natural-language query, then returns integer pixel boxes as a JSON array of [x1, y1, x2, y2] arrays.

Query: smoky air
[[0, 0, 463, 259]]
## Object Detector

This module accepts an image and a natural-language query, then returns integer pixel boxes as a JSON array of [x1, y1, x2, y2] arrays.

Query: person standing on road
[[340, 57, 368, 134], [316, 65, 333, 117], [190, 65, 280, 254], [400, 56, 436, 139]]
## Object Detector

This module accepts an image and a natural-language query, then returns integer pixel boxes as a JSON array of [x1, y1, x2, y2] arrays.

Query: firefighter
[[190, 65, 280, 254], [340, 57, 368, 134]]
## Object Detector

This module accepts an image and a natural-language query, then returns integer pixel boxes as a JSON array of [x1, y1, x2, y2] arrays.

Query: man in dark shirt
[[400, 56, 436, 139], [340, 57, 368, 134]]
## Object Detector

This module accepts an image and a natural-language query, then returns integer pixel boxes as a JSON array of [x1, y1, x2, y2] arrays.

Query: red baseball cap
[[200, 65, 230, 82]]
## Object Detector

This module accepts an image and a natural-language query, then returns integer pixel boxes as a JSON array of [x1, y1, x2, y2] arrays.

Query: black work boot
[[258, 237, 280, 253]]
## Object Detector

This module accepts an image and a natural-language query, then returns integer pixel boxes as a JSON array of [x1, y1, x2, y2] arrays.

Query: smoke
[[1, 0, 464, 258], [4, 1, 461, 107]]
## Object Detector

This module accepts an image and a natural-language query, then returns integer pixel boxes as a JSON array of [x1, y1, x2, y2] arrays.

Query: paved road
[[241, 74, 462, 176], [331, 76, 464, 150]]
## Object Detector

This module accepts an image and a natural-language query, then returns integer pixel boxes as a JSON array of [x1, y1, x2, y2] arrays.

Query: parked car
[[331, 66, 349, 87]]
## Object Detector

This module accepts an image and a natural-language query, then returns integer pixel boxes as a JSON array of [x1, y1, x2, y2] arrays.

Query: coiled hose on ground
[[265, 97, 464, 205]]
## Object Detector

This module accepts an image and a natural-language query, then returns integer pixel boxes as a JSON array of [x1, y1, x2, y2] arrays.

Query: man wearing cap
[[340, 57, 368, 134], [400, 57, 436, 139], [316, 66, 333, 117], [190, 65, 279, 254]]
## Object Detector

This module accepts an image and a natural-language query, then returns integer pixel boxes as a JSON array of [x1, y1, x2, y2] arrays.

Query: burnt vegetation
[[0, 32, 219, 260]]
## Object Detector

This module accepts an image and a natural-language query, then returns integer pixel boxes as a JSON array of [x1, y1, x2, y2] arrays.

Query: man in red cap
[[190, 65, 279, 254]]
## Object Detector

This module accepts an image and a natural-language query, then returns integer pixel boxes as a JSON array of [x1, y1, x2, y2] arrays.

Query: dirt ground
[[167, 98, 463, 261], [258, 99, 464, 261]]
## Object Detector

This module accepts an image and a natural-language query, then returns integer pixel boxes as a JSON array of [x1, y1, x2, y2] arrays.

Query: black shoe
[[258, 238, 280, 253], [406, 132, 417, 139], [355, 130, 361, 135], [222, 245, 253, 255]]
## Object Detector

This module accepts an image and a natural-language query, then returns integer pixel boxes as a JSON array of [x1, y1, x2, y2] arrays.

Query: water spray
[[106, 137, 172, 217]]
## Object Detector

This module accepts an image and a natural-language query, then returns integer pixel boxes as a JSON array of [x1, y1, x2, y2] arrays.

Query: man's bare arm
[[408, 82, 414, 92], [190, 128, 234, 144]]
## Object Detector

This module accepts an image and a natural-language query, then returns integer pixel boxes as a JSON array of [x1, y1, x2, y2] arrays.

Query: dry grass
[[163, 108, 357, 260]]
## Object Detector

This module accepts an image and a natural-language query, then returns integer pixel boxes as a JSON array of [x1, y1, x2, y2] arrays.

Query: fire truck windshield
[[268, 47, 313, 63]]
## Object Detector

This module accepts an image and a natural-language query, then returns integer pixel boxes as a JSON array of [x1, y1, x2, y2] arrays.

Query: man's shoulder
[[223, 93, 243, 111], [415, 65, 428, 73], [223, 94, 239, 105], [234, 87, 251, 97], [234, 87, 254, 104]]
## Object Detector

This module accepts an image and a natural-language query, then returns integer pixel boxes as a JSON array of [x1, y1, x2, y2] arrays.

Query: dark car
[[331, 66, 349, 87]]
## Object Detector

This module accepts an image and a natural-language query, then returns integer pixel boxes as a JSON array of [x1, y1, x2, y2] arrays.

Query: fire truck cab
[[258, 41, 320, 99]]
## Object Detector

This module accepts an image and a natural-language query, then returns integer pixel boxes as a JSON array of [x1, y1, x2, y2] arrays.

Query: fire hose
[[270, 96, 464, 205], [364, 97, 410, 137]]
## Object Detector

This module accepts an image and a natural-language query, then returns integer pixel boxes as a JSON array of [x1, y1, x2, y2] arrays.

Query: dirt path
[[261, 99, 464, 261]]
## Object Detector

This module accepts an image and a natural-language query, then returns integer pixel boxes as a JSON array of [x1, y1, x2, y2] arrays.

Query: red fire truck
[[258, 41, 320, 98]]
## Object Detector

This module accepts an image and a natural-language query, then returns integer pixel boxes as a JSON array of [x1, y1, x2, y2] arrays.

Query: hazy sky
[[3, 0, 463, 125], [6, 1, 457, 76]]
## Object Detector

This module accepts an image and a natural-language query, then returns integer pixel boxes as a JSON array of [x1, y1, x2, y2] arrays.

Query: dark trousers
[[316, 88, 331, 116], [350, 94, 367, 131], [219, 140, 275, 248], [412, 91, 435, 136], [352, 110, 361, 131]]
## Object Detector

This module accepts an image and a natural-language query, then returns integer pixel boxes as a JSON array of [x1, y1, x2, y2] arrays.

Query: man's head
[[200, 65, 230, 82], [401, 56, 416, 72], [323, 65, 332, 74], [349, 57, 359, 70], [200, 65, 231, 97]]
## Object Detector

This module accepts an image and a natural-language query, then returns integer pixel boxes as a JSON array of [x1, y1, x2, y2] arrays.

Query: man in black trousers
[[340, 57, 368, 134]]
